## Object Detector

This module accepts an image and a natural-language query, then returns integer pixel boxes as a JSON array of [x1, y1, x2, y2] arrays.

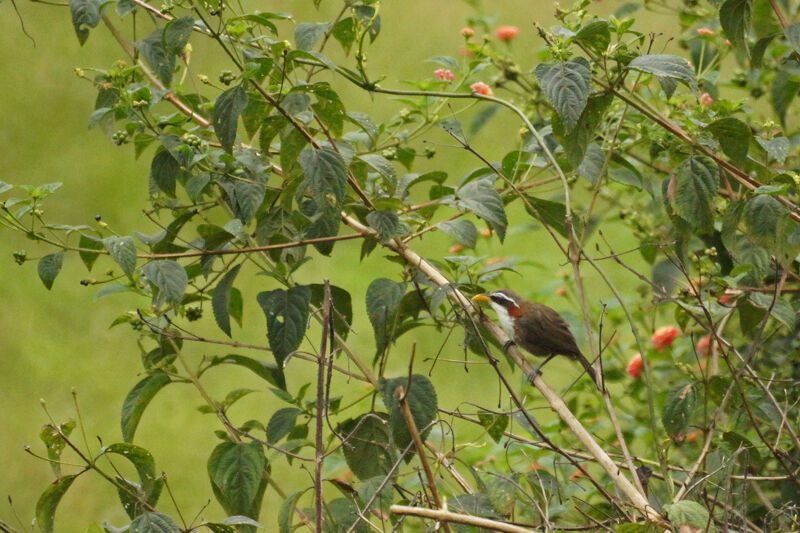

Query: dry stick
[[396, 384, 452, 533], [341, 214, 664, 524], [390, 505, 537, 533], [424, 441, 474, 494], [314, 281, 332, 533]]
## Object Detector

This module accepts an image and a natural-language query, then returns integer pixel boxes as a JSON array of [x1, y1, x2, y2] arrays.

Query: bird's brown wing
[[517, 302, 583, 358]]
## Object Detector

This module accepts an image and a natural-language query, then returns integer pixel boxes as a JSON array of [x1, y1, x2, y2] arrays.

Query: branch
[[390, 505, 537, 533]]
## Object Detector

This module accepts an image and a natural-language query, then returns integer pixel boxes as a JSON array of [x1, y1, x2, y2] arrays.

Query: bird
[[472, 289, 601, 389]]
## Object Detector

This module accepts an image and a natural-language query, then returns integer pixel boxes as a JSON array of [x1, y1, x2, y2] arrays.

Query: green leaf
[[136, 30, 176, 86], [163, 16, 194, 54], [208, 441, 268, 523], [662, 383, 696, 442], [103, 443, 162, 505], [279, 490, 306, 533], [770, 66, 800, 124], [437, 219, 477, 248], [40, 421, 75, 478], [130, 511, 181, 533], [671, 156, 719, 232], [366, 210, 400, 243], [366, 278, 405, 357], [332, 17, 357, 53], [578, 143, 606, 184], [38, 253, 63, 290], [628, 54, 697, 92], [150, 150, 180, 197], [706, 117, 752, 166], [103, 236, 137, 277], [143, 260, 188, 306], [524, 196, 580, 239], [304, 213, 340, 255], [213, 264, 242, 337], [663, 500, 710, 530], [574, 20, 611, 53], [267, 407, 302, 443], [295, 22, 331, 50], [220, 180, 265, 224], [553, 92, 613, 167], [756, 136, 790, 163], [69, 0, 100, 45], [534, 58, 592, 131], [36, 474, 77, 533], [299, 147, 347, 217], [358, 154, 397, 190], [121, 371, 171, 442], [341, 414, 395, 480], [256, 286, 311, 366], [214, 84, 249, 153], [381, 375, 438, 448], [748, 292, 796, 330], [206, 354, 286, 390], [309, 283, 353, 340], [478, 412, 509, 444], [744, 194, 786, 247], [455, 177, 507, 241], [720, 0, 752, 54]]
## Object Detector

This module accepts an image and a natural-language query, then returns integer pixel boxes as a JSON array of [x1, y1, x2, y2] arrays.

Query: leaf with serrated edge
[[706, 117, 752, 165], [671, 156, 718, 232], [455, 177, 508, 241], [720, 0, 752, 54], [130, 511, 181, 533], [213, 264, 242, 337], [121, 372, 171, 442], [534, 58, 592, 131], [299, 147, 347, 217], [214, 85, 248, 153], [381, 374, 438, 448], [366, 210, 400, 243], [341, 414, 395, 479], [103, 443, 162, 504], [267, 407, 302, 443], [437, 219, 477, 248], [366, 278, 405, 357], [207, 441, 268, 520], [104, 236, 137, 277], [256, 286, 311, 366], [136, 29, 175, 86], [662, 383, 695, 442], [143, 260, 188, 306], [279, 490, 306, 533], [163, 16, 194, 54], [70, 0, 100, 45], [628, 54, 698, 92], [38, 253, 63, 290], [36, 475, 77, 533], [664, 500, 710, 530]]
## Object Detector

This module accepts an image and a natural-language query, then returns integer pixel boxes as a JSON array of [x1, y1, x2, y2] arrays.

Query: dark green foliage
[[207, 441, 268, 528], [214, 85, 249, 153], [535, 58, 592, 131], [257, 286, 311, 366], [380, 375, 438, 448], [121, 372, 171, 442]]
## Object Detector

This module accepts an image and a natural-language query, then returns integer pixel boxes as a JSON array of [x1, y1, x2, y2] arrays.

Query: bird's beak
[[471, 294, 491, 303]]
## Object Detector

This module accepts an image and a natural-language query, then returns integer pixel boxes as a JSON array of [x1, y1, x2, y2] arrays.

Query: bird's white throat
[[489, 301, 516, 340]]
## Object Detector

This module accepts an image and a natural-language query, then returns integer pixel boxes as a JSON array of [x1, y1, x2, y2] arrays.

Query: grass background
[[0, 1, 672, 531]]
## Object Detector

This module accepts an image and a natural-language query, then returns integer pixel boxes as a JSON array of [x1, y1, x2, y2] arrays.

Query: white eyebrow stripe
[[490, 292, 517, 307]]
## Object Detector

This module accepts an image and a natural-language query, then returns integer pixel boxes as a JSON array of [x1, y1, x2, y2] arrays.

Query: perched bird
[[472, 289, 600, 389]]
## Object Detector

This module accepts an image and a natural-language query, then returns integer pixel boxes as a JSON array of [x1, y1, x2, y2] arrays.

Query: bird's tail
[[577, 353, 603, 391]]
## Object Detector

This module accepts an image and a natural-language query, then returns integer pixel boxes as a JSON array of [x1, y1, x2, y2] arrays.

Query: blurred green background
[[0, 1, 665, 531]]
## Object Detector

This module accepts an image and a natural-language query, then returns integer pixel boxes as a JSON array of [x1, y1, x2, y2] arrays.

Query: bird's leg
[[502, 339, 517, 352], [528, 354, 557, 382]]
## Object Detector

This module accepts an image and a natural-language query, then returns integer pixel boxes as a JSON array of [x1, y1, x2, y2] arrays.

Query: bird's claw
[[527, 366, 543, 383], [502, 340, 516, 352]]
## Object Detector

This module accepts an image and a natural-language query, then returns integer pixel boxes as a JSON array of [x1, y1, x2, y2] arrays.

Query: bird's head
[[472, 289, 525, 336]]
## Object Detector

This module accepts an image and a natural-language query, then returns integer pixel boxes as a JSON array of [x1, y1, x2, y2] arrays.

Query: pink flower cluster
[[652, 325, 680, 351], [434, 68, 455, 82], [495, 25, 519, 41], [470, 81, 493, 96]]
